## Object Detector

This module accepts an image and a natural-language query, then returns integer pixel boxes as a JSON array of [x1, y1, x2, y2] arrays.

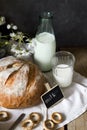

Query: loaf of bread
[[0, 56, 46, 108]]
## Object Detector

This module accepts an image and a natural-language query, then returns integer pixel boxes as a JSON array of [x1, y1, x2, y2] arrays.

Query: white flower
[[7, 24, 11, 29], [10, 32, 16, 38], [0, 16, 6, 25], [12, 25, 18, 30]]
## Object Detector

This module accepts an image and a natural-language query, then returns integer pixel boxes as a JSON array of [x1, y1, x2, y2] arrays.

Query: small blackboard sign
[[41, 85, 64, 109]]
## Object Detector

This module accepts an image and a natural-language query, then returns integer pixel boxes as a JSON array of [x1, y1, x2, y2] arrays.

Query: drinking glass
[[51, 51, 75, 88]]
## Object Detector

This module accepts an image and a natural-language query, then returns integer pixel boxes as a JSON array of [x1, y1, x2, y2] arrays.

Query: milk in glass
[[53, 64, 73, 87], [34, 32, 56, 71]]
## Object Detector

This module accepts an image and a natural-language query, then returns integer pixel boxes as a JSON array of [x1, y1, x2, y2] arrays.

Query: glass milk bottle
[[33, 12, 56, 72]]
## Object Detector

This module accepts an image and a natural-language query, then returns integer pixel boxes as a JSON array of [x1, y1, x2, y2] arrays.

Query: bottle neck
[[40, 18, 52, 24], [40, 12, 53, 25], [36, 18, 54, 35]]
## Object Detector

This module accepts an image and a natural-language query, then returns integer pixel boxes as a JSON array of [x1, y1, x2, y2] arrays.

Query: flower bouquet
[[0, 16, 34, 60]]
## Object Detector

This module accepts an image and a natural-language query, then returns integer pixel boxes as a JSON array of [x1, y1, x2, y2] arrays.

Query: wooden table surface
[[58, 47, 87, 130]]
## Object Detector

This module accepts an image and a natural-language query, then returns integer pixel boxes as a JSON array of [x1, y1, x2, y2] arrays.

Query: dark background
[[0, 0, 87, 47]]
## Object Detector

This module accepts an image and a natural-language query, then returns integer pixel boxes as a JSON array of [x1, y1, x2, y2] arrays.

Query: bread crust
[[0, 56, 46, 108]]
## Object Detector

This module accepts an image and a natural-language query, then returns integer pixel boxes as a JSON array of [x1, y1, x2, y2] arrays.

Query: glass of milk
[[51, 51, 75, 88]]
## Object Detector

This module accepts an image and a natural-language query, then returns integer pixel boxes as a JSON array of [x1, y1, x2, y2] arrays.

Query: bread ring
[[0, 111, 10, 121], [43, 119, 55, 130], [29, 112, 42, 127], [21, 119, 34, 130], [51, 112, 62, 124]]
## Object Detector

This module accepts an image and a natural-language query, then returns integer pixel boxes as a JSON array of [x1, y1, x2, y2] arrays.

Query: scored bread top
[[0, 56, 29, 96], [0, 56, 46, 108]]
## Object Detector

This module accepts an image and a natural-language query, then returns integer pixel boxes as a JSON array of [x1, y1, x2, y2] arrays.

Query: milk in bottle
[[34, 32, 56, 71]]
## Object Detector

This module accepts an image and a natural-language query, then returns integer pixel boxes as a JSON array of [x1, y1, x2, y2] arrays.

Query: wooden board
[[67, 112, 87, 130], [58, 127, 65, 130]]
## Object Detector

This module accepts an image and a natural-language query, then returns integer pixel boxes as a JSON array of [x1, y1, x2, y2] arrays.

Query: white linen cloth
[[0, 71, 87, 130]]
